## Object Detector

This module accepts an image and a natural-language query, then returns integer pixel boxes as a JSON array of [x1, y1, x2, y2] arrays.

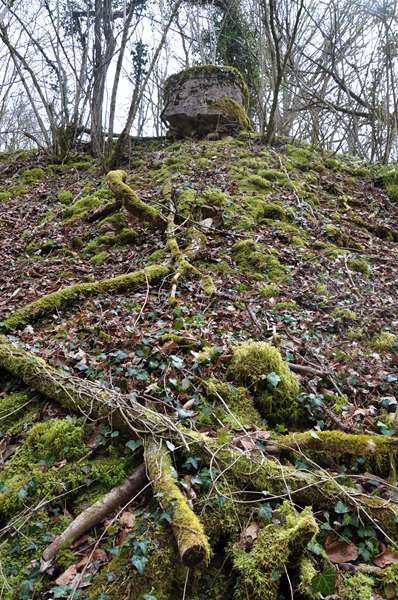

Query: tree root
[[2, 264, 170, 331], [85, 199, 122, 223], [144, 438, 211, 567], [0, 336, 397, 539], [106, 170, 166, 230], [166, 205, 215, 303], [42, 464, 147, 562]]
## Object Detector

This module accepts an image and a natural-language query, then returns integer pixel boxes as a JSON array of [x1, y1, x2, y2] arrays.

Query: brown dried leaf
[[55, 564, 77, 586], [235, 522, 260, 550], [119, 511, 135, 529], [374, 544, 398, 568], [324, 535, 358, 564]]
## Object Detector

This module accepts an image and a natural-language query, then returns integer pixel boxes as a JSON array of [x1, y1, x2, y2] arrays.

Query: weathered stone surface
[[161, 65, 251, 138]]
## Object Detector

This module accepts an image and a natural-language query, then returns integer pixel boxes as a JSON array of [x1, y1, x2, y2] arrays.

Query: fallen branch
[[276, 430, 398, 477], [2, 264, 170, 331], [42, 464, 147, 562], [144, 438, 211, 566]]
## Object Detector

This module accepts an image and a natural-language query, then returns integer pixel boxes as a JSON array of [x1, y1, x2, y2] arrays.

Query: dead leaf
[[119, 511, 135, 529], [55, 564, 77, 586], [374, 543, 398, 568], [231, 427, 270, 452], [324, 534, 358, 563], [183, 399, 195, 410], [235, 522, 260, 550]]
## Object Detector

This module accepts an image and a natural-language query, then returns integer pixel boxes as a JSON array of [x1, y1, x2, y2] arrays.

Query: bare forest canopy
[[0, 0, 398, 162]]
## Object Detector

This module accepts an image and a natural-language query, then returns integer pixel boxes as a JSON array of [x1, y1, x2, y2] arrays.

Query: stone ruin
[[161, 65, 252, 138]]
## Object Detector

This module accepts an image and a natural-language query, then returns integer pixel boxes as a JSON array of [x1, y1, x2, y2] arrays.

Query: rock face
[[161, 65, 251, 138]]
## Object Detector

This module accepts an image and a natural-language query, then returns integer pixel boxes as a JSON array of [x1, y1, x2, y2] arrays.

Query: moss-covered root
[[42, 464, 147, 562], [106, 170, 165, 229], [2, 264, 170, 331], [166, 212, 214, 303], [233, 502, 318, 600], [144, 438, 211, 567], [279, 430, 398, 478]]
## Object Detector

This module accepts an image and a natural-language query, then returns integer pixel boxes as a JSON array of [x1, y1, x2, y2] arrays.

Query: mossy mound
[[233, 502, 318, 600], [229, 340, 301, 425]]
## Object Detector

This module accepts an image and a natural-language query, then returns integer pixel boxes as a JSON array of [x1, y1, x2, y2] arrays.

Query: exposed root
[[166, 203, 215, 303], [144, 438, 211, 567], [42, 464, 147, 562], [106, 170, 166, 229], [2, 264, 170, 331]]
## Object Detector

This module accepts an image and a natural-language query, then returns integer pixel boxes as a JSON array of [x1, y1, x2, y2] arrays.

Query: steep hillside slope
[[0, 136, 398, 599]]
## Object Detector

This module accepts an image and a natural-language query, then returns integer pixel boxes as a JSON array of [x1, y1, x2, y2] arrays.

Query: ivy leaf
[[160, 511, 173, 523], [258, 503, 273, 522], [266, 372, 281, 388], [125, 439, 143, 452], [171, 355, 185, 369], [334, 500, 349, 514], [311, 567, 337, 595], [50, 586, 71, 598], [131, 555, 148, 575]]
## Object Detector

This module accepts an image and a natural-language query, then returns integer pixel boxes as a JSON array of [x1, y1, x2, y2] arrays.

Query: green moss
[[260, 202, 286, 221], [233, 502, 318, 600], [63, 188, 112, 220], [341, 572, 374, 600], [57, 189, 74, 203], [370, 331, 397, 351], [86, 233, 116, 252], [204, 378, 262, 427], [0, 393, 38, 434], [147, 248, 166, 263], [273, 301, 298, 312], [285, 144, 323, 172], [348, 257, 370, 274], [25, 418, 87, 462], [264, 255, 286, 283], [90, 250, 108, 265], [243, 174, 272, 190], [201, 274, 216, 295], [19, 167, 45, 184], [117, 227, 138, 245], [229, 340, 301, 425], [209, 96, 252, 131], [374, 164, 398, 200], [282, 430, 398, 476], [203, 188, 230, 206], [0, 191, 11, 201], [382, 563, 398, 599], [331, 307, 357, 320], [232, 239, 266, 274], [258, 284, 280, 298]]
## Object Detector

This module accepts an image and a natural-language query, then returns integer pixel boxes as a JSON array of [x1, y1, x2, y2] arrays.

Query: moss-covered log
[[106, 170, 165, 229], [144, 438, 211, 566], [2, 264, 170, 331], [277, 430, 398, 477], [1, 336, 398, 539]]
